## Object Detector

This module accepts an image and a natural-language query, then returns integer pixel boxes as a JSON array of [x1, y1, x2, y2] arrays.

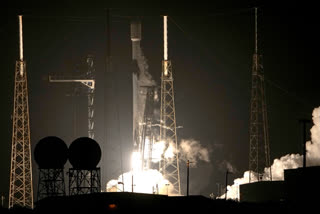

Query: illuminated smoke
[[179, 139, 210, 165], [151, 139, 210, 165], [220, 160, 237, 174], [107, 139, 210, 195], [165, 141, 176, 159], [151, 141, 165, 163], [221, 106, 320, 200], [106, 169, 173, 195], [150, 140, 175, 163], [106, 151, 174, 195]]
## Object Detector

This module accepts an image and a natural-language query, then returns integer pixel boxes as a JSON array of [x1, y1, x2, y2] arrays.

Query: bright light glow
[[131, 151, 142, 171], [144, 137, 150, 160], [106, 150, 176, 195], [164, 60, 168, 76], [19, 15, 23, 61], [164, 142, 175, 159], [106, 169, 174, 195], [152, 141, 165, 162], [164, 16, 167, 60]]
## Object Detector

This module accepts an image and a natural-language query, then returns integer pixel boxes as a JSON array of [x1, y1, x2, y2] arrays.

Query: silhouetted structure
[[240, 166, 320, 204], [68, 137, 101, 195], [284, 166, 320, 203], [240, 181, 285, 202], [249, 8, 272, 182], [34, 136, 68, 201], [298, 119, 311, 168], [34, 192, 292, 214]]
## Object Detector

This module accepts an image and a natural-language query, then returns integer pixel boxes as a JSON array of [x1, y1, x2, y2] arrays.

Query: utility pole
[[9, 15, 34, 209], [187, 160, 190, 196], [132, 173, 134, 193], [1, 195, 5, 207], [299, 119, 311, 168], [225, 170, 229, 200], [165, 183, 169, 195], [216, 183, 221, 197]]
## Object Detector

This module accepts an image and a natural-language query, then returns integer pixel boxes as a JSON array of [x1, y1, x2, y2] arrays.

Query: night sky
[[1, 1, 320, 203]]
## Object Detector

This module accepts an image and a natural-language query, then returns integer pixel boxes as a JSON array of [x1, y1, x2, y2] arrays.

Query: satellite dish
[[68, 137, 101, 169], [34, 136, 68, 169]]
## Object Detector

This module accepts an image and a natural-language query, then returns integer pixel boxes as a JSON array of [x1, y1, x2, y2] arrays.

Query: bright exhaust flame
[[107, 150, 174, 195], [106, 139, 210, 196], [131, 151, 142, 171], [151, 141, 165, 162], [221, 106, 320, 200], [106, 169, 173, 194]]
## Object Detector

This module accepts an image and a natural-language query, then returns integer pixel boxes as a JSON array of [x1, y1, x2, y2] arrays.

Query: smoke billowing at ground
[[222, 106, 320, 200], [106, 139, 210, 195], [106, 169, 173, 194]]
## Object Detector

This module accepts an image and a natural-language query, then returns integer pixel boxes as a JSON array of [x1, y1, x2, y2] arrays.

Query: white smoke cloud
[[221, 106, 320, 200], [106, 169, 174, 195], [308, 107, 320, 165], [151, 139, 210, 165], [179, 139, 210, 165], [107, 139, 211, 196], [152, 141, 166, 163], [219, 160, 237, 174]]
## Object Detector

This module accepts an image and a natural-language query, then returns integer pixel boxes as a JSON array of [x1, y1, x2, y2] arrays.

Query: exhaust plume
[[222, 106, 320, 200], [106, 169, 173, 195], [179, 139, 210, 165], [151, 139, 210, 165]]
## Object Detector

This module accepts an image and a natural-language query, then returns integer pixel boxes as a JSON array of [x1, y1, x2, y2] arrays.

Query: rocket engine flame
[[107, 139, 210, 196], [107, 150, 174, 195]]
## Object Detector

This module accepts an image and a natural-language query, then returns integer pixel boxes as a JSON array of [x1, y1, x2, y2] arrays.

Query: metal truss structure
[[68, 168, 101, 195], [37, 169, 65, 200], [249, 8, 272, 182], [160, 59, 181, 195], [9, 16, 34, 209]]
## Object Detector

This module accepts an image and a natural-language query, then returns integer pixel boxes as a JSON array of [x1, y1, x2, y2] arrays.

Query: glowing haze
[[106, 139, 210, 195], [222, 106, 320, 200]]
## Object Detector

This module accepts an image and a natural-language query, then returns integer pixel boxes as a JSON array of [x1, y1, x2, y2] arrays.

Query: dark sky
[[1, 1, 320, 202]]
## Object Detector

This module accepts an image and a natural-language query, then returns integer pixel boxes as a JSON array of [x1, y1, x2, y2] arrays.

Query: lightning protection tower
[[9, 15, 34, 209], [249, 8, 272, 182], [160, 16, 181, 195]]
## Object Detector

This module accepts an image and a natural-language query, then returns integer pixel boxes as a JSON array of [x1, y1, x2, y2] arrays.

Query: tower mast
[[249, 8, 272, 182], [9, 15, 34, 209], [160, 16, 181, 195]]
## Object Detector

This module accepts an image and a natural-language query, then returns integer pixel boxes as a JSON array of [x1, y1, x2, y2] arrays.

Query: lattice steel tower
[[249, 8, 272, 182], [9, 15, 34, 209], [160, 16, 181, 195]]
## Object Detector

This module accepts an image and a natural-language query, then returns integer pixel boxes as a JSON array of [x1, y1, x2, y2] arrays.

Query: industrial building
[[240, 166, 320, 203]]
